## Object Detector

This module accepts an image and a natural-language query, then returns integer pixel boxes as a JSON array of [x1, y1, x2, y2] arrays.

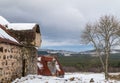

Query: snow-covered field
[[12, 73, 120, 83]]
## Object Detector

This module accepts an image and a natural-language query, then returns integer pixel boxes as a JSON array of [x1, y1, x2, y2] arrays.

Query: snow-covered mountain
[[38, 49, 120, 56], [38, 49, 78, 56], [80, 49, 120, 55]]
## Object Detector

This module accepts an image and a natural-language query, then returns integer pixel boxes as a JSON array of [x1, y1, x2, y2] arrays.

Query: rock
[[45, 81, 48, 83], [69, 77, 75, 81], [65, 79, 68, 81], [90, 78, 94, 83]]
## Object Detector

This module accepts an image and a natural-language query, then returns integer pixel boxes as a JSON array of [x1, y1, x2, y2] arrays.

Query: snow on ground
[[12, 73, 120, 83]]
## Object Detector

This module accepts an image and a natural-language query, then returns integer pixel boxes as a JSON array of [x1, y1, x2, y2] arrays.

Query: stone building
[[0, 16, 41, 83]]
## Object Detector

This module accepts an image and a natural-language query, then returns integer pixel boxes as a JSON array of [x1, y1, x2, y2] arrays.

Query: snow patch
[[37, 62, 43, 69], [12, 73, 120, 83]]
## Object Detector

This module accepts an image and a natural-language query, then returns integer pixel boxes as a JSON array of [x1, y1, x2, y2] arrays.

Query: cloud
[[1, 0, 120, 51], [0, 0, 85, 40], [41, 38, 80, 47]]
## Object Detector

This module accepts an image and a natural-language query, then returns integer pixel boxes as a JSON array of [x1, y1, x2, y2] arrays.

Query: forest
[[58, 54, 120, 72]]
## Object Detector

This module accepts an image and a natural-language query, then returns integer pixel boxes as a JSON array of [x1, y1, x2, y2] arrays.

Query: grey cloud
[[1, 0, 120, 47]]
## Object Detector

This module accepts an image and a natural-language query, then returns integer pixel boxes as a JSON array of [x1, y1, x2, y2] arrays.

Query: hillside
[[38, 49, 78, 56], [58, 54, 120, 72], [38, 49, 120, 72]]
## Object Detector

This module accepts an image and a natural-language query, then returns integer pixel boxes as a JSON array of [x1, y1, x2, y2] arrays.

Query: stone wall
[[21, 47, 37, 76], [8, 26, 41, 47], [0, 43, 22, 82], [0, 43, 37, 83]]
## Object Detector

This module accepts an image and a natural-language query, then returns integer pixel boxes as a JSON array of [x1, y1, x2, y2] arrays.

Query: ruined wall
[[8, 30, 35, 46], [21, 47, 37, 76], [34, 33, 41, 47], [0, 43, 22, 83], [8, 27, 41, 47], [0, 43, 37, 83]]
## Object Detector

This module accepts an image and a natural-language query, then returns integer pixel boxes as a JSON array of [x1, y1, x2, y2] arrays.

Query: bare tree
[[81, 15, 120, 80]]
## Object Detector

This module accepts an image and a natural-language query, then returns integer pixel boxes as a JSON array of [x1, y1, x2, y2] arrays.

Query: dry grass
[[108, 74, 120, 80]]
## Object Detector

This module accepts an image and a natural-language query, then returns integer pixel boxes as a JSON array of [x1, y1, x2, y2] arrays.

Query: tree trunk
[[96, 51, 105, 71], [104, 49, 109, 80], [105, 56, 108, 80]]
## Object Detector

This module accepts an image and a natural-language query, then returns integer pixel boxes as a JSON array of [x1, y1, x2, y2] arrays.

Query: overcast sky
[[1, 0, 120, 52]]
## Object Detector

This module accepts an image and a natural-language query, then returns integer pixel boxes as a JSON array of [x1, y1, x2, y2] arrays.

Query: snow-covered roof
[[0, 26, 18, 43], [0, 16, 9, 25], [0, 16, 39, 44], [8, 23, 37, 30], [0, 16, 38, 30]]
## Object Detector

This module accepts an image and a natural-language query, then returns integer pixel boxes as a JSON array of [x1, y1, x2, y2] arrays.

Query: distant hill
[[38, 49, 78, 56], [80, 49, 120, 56], [38, 49, 120, 56]]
